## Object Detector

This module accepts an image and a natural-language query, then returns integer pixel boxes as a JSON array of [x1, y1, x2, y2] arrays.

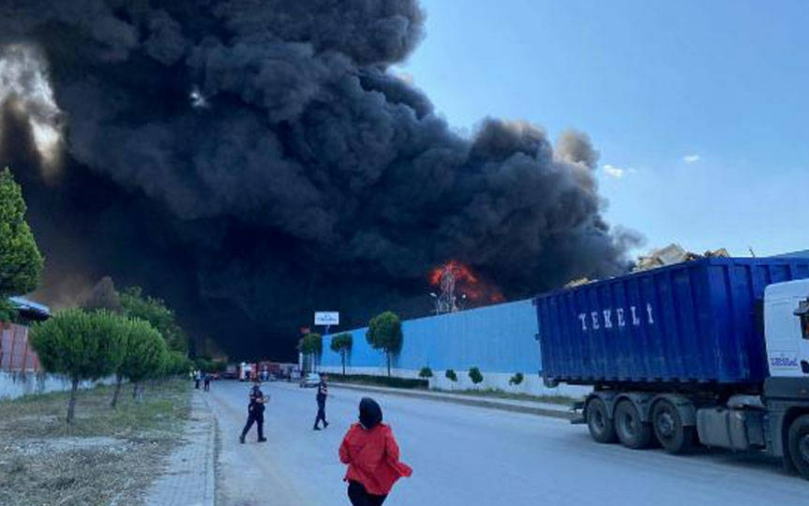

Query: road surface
[[206, 381, 809, 505]]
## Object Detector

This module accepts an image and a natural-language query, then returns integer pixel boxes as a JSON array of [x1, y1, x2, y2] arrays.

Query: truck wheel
[[652, 400, 694, 454], [586, 398, 617, 444], [788, 415, 809, 479], [615, 400, 653, 449]]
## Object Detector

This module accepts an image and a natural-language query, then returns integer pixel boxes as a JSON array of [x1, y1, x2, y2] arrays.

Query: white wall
[[0, 372, 116, 401], [317, 365, 590, 399]]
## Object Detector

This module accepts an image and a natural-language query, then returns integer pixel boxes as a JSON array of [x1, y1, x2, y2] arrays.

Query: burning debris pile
[[0, 0, 637, 358]]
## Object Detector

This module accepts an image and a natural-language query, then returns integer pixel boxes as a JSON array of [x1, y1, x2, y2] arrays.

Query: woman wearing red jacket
[[339, 397, 412, 506]]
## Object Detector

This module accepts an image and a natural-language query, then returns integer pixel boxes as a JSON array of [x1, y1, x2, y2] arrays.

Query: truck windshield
[[803, 314, 809, 340]]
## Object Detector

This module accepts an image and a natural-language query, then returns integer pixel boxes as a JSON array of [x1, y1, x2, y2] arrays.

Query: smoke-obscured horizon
[[0, 0, 641, 360]]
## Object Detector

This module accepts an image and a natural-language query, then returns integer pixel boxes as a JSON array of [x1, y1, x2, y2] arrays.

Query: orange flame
[[429, 260, 505, 306]]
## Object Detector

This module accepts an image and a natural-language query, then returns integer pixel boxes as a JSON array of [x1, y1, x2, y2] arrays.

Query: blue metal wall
[[320, 299, 541, 374]]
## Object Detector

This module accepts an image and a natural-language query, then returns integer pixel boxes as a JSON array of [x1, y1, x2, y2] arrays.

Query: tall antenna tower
[[436, 262, 460, 314]]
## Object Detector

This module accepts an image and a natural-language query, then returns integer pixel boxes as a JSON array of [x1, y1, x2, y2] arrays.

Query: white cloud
[[683, 154, 701, 163], [603, 164, 626, 179]]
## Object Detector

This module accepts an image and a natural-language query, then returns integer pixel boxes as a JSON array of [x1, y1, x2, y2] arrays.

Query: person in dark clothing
[[313, 373, 329, 430], [239, 379, 267, 443], [339, 398, 412, 506], [203, 373, 211, 392]]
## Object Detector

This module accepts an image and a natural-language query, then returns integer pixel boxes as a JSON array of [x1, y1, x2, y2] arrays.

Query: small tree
[[30, 309, 125, 423], [445, 369, 457, 382], [330, 332, 353, 375], [469, 367, 484, 385], [162, 350, 193, 378], [366, 311, 403, 377], [0, 167, 43, 319], [120, 286, 188, 353], [509, 372, 524, 386], [112, 318, 167, 407], [419, 367, 433, 379], [299, 333, 322, 371]]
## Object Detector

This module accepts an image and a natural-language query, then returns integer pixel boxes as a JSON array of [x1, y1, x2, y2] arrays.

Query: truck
[[534, 257, 809, 479]]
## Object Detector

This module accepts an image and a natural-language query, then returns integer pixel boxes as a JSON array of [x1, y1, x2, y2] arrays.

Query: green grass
[[432, 387, 580, 405], [0, 378, 191, 506]]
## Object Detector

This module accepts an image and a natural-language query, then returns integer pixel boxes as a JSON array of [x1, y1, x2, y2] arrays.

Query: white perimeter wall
[[317, 365, 590, 399]]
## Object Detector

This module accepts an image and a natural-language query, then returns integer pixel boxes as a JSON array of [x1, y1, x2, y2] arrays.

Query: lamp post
[[429, 292, 439, 315]]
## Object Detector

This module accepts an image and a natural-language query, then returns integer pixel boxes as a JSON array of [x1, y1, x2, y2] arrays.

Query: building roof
[[9, 296, 51, 321]]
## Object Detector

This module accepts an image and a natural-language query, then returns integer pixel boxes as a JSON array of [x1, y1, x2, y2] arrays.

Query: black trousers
[[314, 398, 327, 428], [241, 411, 264, 439], [348, 481, 387, 506]]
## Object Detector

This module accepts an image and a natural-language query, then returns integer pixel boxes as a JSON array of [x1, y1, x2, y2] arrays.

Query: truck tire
[[615, 400, 653, 449], [587, 398, 617, 444], [788, 415, 809, 480], [652, 400, 694, 454]]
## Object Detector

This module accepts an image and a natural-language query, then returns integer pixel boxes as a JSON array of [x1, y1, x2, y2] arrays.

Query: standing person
[[313, 373, 329, 430], [339, 398, 412, 506], [203, 373, 211, 392], [239, 378, 267, 443], [194, 370, 202, 389]]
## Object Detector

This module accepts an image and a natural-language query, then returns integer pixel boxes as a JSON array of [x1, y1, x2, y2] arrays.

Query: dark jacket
[[316, 380, 328, 402], [249, 385, 265, 413]]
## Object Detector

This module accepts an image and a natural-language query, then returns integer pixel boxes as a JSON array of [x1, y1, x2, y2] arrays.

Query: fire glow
[[429, 261, 506, 306]]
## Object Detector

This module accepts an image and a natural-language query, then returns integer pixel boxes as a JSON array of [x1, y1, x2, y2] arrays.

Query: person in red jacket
[[339, 398, 412, 506]]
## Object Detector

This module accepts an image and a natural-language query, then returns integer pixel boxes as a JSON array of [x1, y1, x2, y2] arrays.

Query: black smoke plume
[[0, 0, 639, 360]]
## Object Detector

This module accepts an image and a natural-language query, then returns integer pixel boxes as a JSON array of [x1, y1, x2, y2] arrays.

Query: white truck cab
[[764, 279, 809, 378]]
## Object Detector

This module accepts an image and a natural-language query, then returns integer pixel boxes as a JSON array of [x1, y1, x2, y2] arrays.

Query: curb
[[330, 382, 576, 420]]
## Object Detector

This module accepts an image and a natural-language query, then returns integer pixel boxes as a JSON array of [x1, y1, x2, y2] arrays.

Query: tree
[[299, 333, 322, 371], [365, 311, 403, 377], [330, 332, 353, 375], [30, 309, 125, 423], [111, 317, 167, 408], [419, 366, 433, 379], [0, 167, 43, 319], [162, 350, 193, 378], [469, 366, 484, 385], [83, 276, 122, 313], [445, 369, 457, 382], [120, 286, 187, 353]]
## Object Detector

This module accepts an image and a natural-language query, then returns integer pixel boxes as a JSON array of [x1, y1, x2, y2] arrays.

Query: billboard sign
[[314, 312, 340, 326]]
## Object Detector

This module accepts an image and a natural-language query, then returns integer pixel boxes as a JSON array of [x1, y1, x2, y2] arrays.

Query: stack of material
[[634, 244, 729, 272]]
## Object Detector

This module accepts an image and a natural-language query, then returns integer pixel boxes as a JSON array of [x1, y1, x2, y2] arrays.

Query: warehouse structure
[[319, 299, 587, 397]]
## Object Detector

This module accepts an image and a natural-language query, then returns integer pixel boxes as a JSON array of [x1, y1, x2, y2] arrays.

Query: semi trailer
[[534, 257, 809, 478]]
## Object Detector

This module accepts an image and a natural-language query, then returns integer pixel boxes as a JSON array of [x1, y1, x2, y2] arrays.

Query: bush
[[469, 367, 484, 385], [445, 369, 457, 382], [418, 366, 433, 379], [509, 372, 524, 386]]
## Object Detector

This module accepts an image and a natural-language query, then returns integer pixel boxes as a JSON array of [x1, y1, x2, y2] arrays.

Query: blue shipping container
[[535, 257, 809, 385]]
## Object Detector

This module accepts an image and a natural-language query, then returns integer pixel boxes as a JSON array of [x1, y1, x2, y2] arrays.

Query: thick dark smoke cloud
[[0, 0, 639, 360]]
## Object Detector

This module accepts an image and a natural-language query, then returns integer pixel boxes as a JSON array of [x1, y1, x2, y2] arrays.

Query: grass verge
[[0, 379, 191, 506], [431, 387, 580, 406]]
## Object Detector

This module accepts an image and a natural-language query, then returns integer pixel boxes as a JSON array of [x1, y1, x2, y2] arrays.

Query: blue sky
[[398, 0, 809, 257]]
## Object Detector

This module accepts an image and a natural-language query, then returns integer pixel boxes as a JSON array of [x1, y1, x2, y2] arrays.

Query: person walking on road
[[194, 370, 201, 389], [313, 373, 329, 430], [239, 378, 267, 443], [339, 398, 412, 506], [203, 373, 211, 392]]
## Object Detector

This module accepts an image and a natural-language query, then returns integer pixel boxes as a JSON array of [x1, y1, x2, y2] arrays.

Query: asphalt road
[[207, 380, 809, 506]]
